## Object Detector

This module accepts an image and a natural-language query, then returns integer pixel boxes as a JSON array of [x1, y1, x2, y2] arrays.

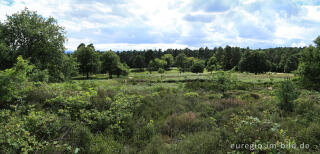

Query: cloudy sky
[[1, 0, 320, 51]]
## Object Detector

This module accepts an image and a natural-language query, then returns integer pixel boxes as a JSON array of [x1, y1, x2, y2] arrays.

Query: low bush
[[162, 112, 205, 137]]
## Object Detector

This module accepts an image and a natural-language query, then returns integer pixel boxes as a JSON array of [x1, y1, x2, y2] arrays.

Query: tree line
[[115, 46, 303, 74]]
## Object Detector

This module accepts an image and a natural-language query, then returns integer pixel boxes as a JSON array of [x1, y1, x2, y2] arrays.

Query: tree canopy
[[74, 44, 99, 79], [297, 36, 320, 90], [101, 50, 128, 78], [0, 8, 69, 82], [238, 50, 271, 74]]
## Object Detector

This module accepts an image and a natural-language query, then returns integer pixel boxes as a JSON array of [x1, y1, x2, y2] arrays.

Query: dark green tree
[[114, 63, 129, 78], [238, 50, 270, 74], [184, 57, 197, 72], [0, 23, 12, 70], [175, 53, 187, 73], [74, 44, 99, 79], [148, 58, 167, 71], [2, 8, 67, 82], [161, 54, 174, 70], [133, 55, 145, 69], [206, 56, 221, 73], [101, 50, 128, 79], [297, 36, 320, 89], [191, 60, 205, 73]]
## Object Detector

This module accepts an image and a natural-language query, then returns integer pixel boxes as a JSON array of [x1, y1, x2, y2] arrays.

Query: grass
[[73, 68, 295, 84], [18, 68, 320, 153]]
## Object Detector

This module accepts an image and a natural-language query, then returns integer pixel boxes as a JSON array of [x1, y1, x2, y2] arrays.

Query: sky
[[1, 0, 320, 51]]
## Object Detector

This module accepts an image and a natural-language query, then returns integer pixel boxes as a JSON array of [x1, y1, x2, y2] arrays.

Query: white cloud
[[291, 41, 307, 47], [94, 43, 190, 51], [1, 0, 320, 50]]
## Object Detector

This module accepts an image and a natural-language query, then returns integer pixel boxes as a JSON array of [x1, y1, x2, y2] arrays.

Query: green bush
[[70, 125, 123, 154], [162, 112, 205, 137], [297, 39, 320, 90], [158, 68, 165, 74], [0, 56, 33, 106], [191, 60, 205, 73], [276, 79, 300, 112], [227, 111, 296, 153], [174, 131, 223, 154], [210, 71, 234, 95], [29, 69, 49, 83], [297, 122, 320, 151]]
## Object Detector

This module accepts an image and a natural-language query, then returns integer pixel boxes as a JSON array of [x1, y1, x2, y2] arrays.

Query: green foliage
[[206, 56, 221, 72], [297, 122, 320, 151], [133, 55, 145, 68], [74, 44, 99, 79], [184, 57, 197, 72], [191, 60, 205, 73], [276, 79, 300, 112], [115, 63, 130, 77], [61, 54, 79, 80], [161, 54, 174, 70], [149, 58, 167, 71], [210, 71, 234, 95], [278, 54, 299, 73], [0, 113, 44, 153], [158, 68, 165, 74], [69, 125, 124, 154], [2, 8, 68, 82], [174, 131, 222, 154], [239, 50, 271, 74], [184, 92, 199, 98], [0, 56, 33, 104], [162, 112, 204, 137], [218, 45, 242, 70], [29, 69, 49, 83], [101, 50, 128, 78], [297, 41, 320, 90], [228, 111, 296, 153], [175, 53, 187, 72]]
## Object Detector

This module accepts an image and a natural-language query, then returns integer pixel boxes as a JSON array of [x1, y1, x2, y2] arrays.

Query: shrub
[[191, 60, 205, 73], [162, 112, 204, 137], [210, 71, 234, 95], [158, 68, 165, 74], [29, 69, 49, 83], [70, 125, 123, 154], [174, 131, 222, 154], [142, 135, 169, 154], [132, 120, 156, 148], [214, 98, 245, 111], [184, 92, 199, 98], [0, 56, 33, 106], [276, 79, 300, 112], [297, 38, 320, 90], [297, 122, 320, 151], [227, 111, 296, 153]]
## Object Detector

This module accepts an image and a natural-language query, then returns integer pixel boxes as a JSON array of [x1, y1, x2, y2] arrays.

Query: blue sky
[[1, 0, 320, 51]]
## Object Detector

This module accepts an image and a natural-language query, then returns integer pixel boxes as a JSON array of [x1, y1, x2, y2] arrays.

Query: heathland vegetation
[[1, 9, 320, 154]]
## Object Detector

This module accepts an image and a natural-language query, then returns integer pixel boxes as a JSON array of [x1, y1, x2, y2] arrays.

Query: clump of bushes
[[276, 79, 300, 112], [162, 112, 204, 137], [214, 98, 245, 111]]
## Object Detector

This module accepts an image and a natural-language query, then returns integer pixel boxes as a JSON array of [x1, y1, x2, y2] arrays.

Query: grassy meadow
[[28, 69, 316, 153]]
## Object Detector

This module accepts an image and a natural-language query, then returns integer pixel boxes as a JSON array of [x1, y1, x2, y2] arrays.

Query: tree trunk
[[109, 73, 112, 79], [86, 72, 89, 79]]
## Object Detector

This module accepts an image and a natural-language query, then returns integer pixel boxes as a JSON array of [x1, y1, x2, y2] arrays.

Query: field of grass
[[3, 68, 320, 153], [74, 68, 295, 84]]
